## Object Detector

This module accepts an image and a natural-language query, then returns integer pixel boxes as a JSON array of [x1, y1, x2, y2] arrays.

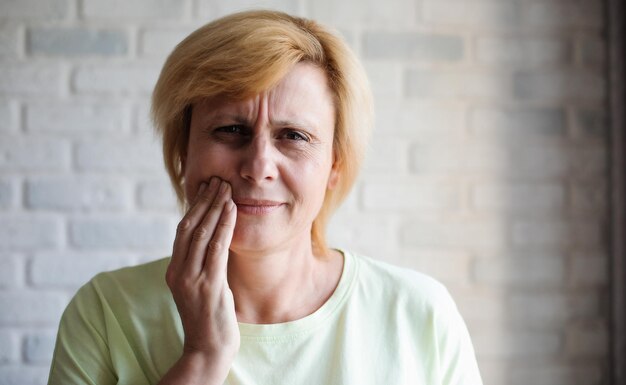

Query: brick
[[199, 0, 300, 20], [308, 0, 416, 27], [363, 32, 463, 61], [70, 216, 174, 250], [471, 183, 565, 212], [133, 103, 154, 135], [0, 101, 17, 132], [30, 252, 133, 287], [75, 138, 164, 173], [571, 182, 607, 212], [25, 102, 126, 133], [0, 216, 63, 251], [0, 0, 70, 19], [526, 1, 603, 29], [476, 37, 570, 66], [25, 177, 132, 211], [472, 330, 561, 358], [362, 178, 458, 210], [570, 255, 608, 286], [23, 331, 56, 364], [508, 292, 599, 329], [0, 331, 18, 363], [570, 147, 607, 180], [513, 70, 605, 102], [28, 27, 128, 57], [0, 136, 70, 172], [137, 180, 178, 210], [572, 108, 607, 139], [401, 220, 507, 248], [474, 257, 564, 287], [411, 143, 587, 179], [410, 143, 569, 177], [0, 64, 61, 95], [565, 320, 608, 357], [455, 294, 505, 326], [514, 147, 570, 178], [364, 62, 403, 99], [72, 65, 160, 95], [0, 366, 50, 385], [407, 69, 511, 99], [362, 137, 408, 174], [512, 221, 602, 247], [82, 0, 185, 20], [0, 179, 14, 208], [0, 291, 65, 325], [399, 250, 471, 284], [375, 100, 464, 138], [577, 36, 606, 70], [470, 107, 566, 139], [510, 364, 603, 385], [140, 28, 192, 56], [328, 212, 397, 257], [476, 361, 508, 385], [0, 254, 22, 288], [0, 23, 20, 58], [423, 1, 518, 28]]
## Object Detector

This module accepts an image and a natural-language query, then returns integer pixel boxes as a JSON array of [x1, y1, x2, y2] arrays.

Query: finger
[[168, 177, 220, 282], [184, 180, 232, 277], [204, 197, 236, 281]]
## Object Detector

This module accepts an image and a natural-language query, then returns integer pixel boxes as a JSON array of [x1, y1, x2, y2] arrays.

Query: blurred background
[[0, 0, 612, 384]]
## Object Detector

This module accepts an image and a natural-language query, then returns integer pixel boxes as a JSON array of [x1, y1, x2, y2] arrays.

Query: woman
[[48, 10, 483, 385]]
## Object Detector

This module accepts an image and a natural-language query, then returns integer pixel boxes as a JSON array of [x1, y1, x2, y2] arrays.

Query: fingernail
[[208, 177, 218, 190], [220, 181, 228, 194], [198, 182, 207, 194]]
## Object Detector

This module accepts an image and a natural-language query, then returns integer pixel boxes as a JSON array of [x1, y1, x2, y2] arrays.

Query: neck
[[227, 240, 341, 324]]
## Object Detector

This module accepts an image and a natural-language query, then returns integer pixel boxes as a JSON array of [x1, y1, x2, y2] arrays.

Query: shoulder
[[344, 251, 484, 384], [352, 253, 450, 299], [349, 251, 456, 311], [89, 257, 170, 293], [50, 258, 174, 383], [68, 257, 171, 317]]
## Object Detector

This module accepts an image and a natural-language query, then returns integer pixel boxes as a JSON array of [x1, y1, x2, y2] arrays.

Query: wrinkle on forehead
[[193, 63, 335, 135]]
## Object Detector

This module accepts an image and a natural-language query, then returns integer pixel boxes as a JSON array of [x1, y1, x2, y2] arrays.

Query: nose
[[239, 134, 278, 184]]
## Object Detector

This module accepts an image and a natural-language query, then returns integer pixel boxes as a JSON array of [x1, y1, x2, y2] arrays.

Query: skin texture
[[183, 62, 338, 256], [158, 63, 344, 384]]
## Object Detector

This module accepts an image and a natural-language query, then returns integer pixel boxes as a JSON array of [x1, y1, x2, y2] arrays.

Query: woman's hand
[[159, 177, 239, 385]]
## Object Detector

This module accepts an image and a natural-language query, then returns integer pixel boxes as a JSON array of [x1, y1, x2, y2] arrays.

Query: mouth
[[233, 198, 284, 215]]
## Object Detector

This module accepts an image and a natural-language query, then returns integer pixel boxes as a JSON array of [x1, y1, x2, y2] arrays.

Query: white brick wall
[[0, 0, 610, 383]]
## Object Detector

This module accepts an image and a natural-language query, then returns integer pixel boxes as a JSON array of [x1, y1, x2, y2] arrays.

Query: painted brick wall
[[0, 0, 609, 384]]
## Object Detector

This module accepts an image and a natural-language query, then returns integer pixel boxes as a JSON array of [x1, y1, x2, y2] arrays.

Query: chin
[[230, 228, 278, 255]]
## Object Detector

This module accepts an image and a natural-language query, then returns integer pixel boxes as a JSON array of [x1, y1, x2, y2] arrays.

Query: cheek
[[285, 158, 332, 202], [183, 146, 235, 201]]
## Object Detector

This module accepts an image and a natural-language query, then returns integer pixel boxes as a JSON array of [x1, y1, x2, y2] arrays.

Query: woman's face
[[184, 62, 338, 255]]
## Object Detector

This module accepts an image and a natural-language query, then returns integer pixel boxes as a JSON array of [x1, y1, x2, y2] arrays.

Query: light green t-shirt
[[48, 250, 483, 385]]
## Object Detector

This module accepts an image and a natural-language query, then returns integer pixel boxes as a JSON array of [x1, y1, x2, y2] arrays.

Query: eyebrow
[[272, 119, 314, 131], [208, 113, 315, 132]]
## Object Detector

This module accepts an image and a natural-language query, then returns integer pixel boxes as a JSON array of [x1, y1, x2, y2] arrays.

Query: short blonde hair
[[151, 10, 373, 256]]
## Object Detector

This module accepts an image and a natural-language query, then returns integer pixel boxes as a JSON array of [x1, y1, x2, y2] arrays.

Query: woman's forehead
[[193, 63, 335, 128]]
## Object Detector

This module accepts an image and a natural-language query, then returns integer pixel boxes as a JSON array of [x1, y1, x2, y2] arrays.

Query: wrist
[[158, 350, 235, 385], [180, 350, 234, 383]]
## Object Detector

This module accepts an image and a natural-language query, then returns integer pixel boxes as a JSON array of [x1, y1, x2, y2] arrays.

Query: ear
[[327, 157, 340, 190], [180, 154, 187, 174]]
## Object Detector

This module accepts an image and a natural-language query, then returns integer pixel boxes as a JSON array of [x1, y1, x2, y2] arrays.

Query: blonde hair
[[151, 10, 373, 256]]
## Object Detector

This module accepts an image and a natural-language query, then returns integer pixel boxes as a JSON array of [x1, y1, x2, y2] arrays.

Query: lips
[[233, 198, 284, 215]]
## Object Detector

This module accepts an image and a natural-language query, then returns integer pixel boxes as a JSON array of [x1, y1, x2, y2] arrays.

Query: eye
[[282, 130, 309, 142], [216, 125, 245, 134]]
